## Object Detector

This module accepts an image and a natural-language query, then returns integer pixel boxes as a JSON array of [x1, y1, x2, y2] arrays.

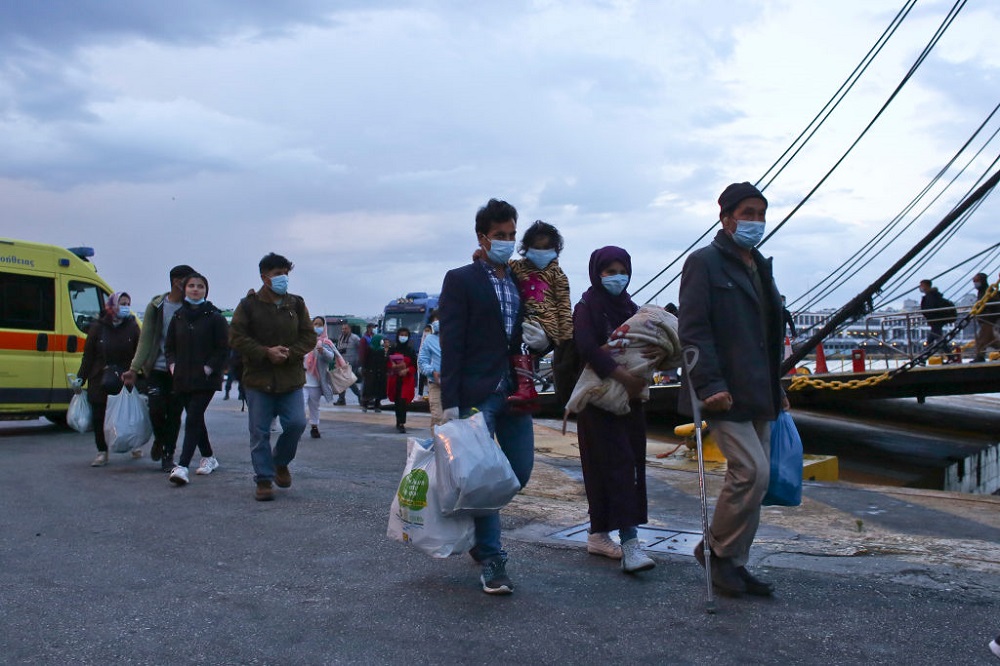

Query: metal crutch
[[682, 345, 716, 614]]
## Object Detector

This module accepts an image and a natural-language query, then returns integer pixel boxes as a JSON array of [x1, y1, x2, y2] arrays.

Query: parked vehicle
[[381, 292, 438, 349], [0, 238, 114, 422]]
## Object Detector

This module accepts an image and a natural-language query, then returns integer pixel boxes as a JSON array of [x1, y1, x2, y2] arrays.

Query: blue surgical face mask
[[525, 248, 557, 270], [314, 326, 324, 335], [431, 320, 440, 334], [732, 220, 766, 249], [269, 274, 289, 295], [398, 335, 409, 344], [185, 297, 205, 306], [485, 239, 515, 265], [117, 305, 131, 318], [601, 274, 629, 296]]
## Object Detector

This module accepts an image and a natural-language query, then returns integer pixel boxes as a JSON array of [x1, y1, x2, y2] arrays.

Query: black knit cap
[[718, 182, 767, 215]]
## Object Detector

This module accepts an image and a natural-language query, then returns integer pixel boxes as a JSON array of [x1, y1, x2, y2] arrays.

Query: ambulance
[[0, 238, 114, 422]]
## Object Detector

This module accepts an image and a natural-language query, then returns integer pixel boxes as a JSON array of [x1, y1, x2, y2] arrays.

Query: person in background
[[77, 292, 141, 467], [335, 323, 362, 405], [387, 327, 417, 433], [781, 295, 797, 338], [361, 332, 387, 413], [304, 316, 337, 438], [573, 247, 657, 574], [972, 272, 999, 362], [438, 197, 540, 595], [918, 279, 949, 347], [417, 313, 442, 425], [224, 348, 244, 402], [229, 253, 316, 502], [417, 323, 433, 399], [678, 181, 787, 598], [164, 273, 229, 485], [123, 264, 195, 472]]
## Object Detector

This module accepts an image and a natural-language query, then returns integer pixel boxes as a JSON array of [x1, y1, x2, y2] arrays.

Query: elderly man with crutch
[[678, 182, 789, 599]]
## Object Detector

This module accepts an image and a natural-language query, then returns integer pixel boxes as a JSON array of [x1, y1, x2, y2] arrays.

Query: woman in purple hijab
[[573, 246, 656, 574]]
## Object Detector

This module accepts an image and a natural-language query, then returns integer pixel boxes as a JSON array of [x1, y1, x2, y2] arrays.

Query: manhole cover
[[550, 523, 701, 556]]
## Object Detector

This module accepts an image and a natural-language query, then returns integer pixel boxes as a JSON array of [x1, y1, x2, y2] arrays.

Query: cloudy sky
[[3, 0, 998, 320]]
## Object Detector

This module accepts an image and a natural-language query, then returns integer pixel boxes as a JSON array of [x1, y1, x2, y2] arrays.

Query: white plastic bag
[[67, 392, 92, 433], [104, 387, 153, 453], [433, 412, 521, 516], [388, 438, 475, 558]]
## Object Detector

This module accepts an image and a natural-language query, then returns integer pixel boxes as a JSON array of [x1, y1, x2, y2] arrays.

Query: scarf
[[579, 246, 638, 335]]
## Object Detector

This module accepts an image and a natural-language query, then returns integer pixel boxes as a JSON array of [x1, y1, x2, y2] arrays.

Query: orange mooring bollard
[[815, 342, 828, 374]]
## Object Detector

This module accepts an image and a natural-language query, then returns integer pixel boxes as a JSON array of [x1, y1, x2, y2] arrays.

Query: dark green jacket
[[229, 291, 316, 394]]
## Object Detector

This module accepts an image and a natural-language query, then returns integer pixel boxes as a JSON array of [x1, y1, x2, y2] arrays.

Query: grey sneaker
[[480, 556, 513, 595], [621, 538, 655, 573]]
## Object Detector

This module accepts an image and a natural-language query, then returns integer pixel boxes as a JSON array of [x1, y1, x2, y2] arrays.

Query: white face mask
[[314, 327, 324, 335], [398, 336, 409, 344]]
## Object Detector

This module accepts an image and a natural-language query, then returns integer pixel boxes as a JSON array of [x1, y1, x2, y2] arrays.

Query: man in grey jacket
[[122, 264, 194, 471], [678, 182, 788, 597], [335, 323, 362, 405]]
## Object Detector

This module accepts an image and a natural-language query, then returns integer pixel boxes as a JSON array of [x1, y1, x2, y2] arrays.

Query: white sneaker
[[587, 532, 623, 559], [90, 452, 108, 467], [195, 456, 219, 475], [621, 538, 655, 573], [989, 636, 1000, 659], [169, 466, 189, 486]]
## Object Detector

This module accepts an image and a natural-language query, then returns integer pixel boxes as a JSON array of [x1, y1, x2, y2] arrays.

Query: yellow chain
[[787, 278, 999, 392]]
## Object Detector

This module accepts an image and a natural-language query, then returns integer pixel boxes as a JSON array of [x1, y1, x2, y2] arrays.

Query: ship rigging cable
[[790, 108, 1000, 312], [780, 167, 1000, 375], [758, 0, 968, 247], [634, 0, 957, 303], [632, 0, 918, 301]]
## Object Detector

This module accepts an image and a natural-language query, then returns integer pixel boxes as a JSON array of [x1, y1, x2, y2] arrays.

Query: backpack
[[933, 297, 957, 325]]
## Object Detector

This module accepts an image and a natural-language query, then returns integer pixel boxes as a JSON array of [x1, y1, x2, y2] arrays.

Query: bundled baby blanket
[[565, 305, 682, 418]]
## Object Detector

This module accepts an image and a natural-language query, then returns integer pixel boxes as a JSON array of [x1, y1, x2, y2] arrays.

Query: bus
[[381, 292, 438, 349]]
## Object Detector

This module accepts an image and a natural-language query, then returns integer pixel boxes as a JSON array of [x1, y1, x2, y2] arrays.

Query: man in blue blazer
[[438, 198, 535, 595]]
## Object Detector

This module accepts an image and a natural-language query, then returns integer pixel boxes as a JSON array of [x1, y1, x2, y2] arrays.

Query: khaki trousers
[[427, 383, 443, 426], [974, 319, 998, 357], [705, 419, 771, 567]]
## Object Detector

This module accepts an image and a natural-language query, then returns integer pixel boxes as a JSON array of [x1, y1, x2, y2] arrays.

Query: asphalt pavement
[[1, 396, 998, 665]]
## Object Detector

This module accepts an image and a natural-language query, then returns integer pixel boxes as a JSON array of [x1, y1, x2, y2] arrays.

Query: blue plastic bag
[[762, 411, 803, 506]]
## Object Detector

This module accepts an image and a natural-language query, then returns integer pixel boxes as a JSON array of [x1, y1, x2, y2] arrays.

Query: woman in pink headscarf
[[76, 291, 141, 467], [303, 316, 337, 439]]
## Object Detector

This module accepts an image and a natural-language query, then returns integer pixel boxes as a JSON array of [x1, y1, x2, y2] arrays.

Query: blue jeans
[[246, 388, 307, 483], [462, 392, 535, 563]]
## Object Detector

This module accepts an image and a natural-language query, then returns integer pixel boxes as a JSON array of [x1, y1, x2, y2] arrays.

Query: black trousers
[[146, 369, 184, 458], [175, 391, 215, 467]]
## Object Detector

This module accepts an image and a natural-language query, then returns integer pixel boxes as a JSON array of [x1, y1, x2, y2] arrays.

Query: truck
[[1, 238, 114, 422], [381, 292, 438, 349]]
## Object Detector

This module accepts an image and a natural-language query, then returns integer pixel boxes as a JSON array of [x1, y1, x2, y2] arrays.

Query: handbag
[[101, 365, 124, 395], [762, 411, 804, 506], [329, 349, 358, 394]]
